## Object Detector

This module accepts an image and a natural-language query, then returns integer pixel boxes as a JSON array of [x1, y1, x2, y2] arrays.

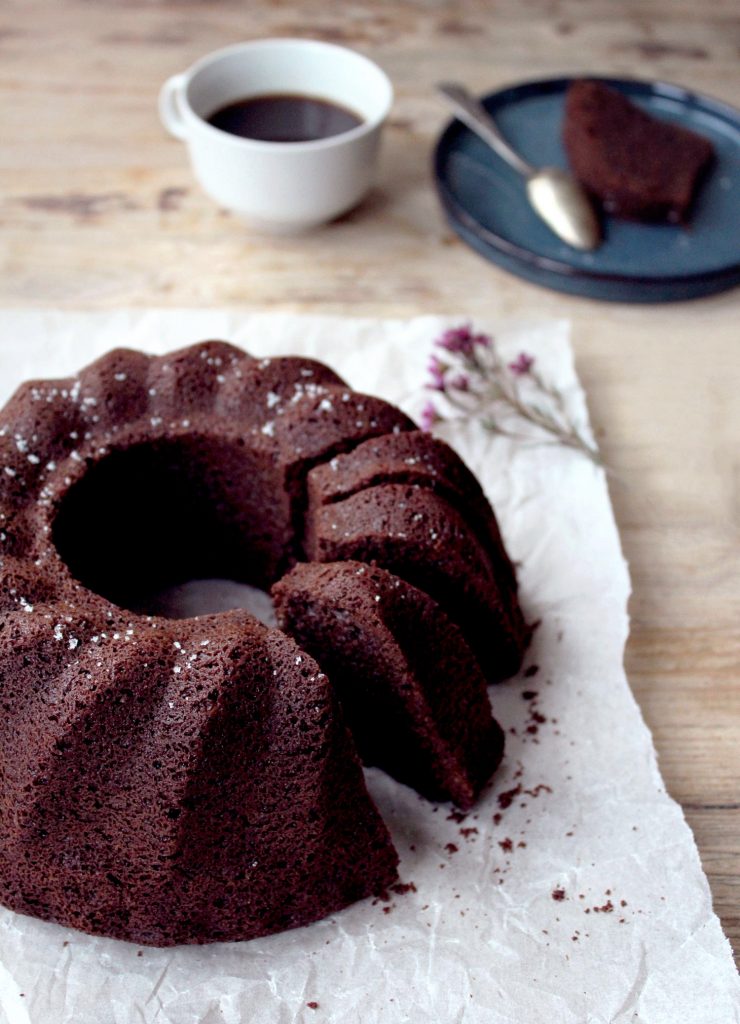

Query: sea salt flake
[[114, 372, 127, 382]]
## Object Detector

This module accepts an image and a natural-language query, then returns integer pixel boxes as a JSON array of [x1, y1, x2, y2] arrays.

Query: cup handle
[[159, 73, 188, 141]]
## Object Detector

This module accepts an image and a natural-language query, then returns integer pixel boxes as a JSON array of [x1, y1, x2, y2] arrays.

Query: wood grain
[[0, 0, 738, 964]]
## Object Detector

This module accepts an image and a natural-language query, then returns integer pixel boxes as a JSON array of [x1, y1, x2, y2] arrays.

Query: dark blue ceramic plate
[[434, 77, 740, 302]]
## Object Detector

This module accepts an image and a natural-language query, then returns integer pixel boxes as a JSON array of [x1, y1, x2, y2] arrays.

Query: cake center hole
[[130, 578, 277, 625], [51, 438, 287, 621]]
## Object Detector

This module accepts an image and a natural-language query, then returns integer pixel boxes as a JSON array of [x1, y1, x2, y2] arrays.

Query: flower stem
[[425, 325, 602, 467]]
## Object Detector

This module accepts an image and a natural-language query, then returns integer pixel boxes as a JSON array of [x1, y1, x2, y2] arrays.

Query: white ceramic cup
[[159, 38, 393, 232]]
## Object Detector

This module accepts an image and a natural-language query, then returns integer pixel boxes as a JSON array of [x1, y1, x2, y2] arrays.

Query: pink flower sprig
[[422, 324, 601, 466]]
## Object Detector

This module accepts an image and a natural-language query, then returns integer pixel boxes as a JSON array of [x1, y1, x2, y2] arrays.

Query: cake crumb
[[497, 784, 522, 809], [390, 881, 417, 895]]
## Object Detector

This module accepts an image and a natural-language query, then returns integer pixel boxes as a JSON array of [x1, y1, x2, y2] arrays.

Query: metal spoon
[[436, 82, 601, 251]]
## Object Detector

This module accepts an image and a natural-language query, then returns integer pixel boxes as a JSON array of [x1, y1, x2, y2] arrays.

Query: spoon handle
[[436, 82, 534, 179]]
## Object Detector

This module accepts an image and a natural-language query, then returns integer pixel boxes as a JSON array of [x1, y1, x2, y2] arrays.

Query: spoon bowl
[[526, 167, 602, 251], [436, 82, 601, 251]]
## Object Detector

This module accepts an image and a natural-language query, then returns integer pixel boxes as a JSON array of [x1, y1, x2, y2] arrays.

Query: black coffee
[[206, 93, 363, 143]]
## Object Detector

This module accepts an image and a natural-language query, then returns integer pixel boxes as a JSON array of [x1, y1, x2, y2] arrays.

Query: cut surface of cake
[[563, 79, 715, 223], [273, 561, 505, 810]]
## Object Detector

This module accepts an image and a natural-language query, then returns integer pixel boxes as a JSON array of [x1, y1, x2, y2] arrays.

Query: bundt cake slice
[[303, 482, 526, 682], [273, 561, 505, 809], [266, 385, 415, 519], [0, 608, 398, 945], [306, 428, 525, 631], [563, 79, 715, 223]]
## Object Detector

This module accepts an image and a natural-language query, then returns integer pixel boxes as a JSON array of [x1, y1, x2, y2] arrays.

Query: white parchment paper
[[0, 310, 737, 1024]]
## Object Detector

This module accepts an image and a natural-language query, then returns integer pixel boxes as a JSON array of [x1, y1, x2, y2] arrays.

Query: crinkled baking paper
[[0, 310, 737, 1024]]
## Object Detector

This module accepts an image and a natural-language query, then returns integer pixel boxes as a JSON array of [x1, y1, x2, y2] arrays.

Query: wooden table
[[1, 0, 738, 963]]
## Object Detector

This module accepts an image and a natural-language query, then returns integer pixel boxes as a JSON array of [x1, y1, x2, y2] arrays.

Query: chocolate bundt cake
[[273, 561, 505, 810], [0, 340, 527, 946], [563, 79, 715, 224]]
